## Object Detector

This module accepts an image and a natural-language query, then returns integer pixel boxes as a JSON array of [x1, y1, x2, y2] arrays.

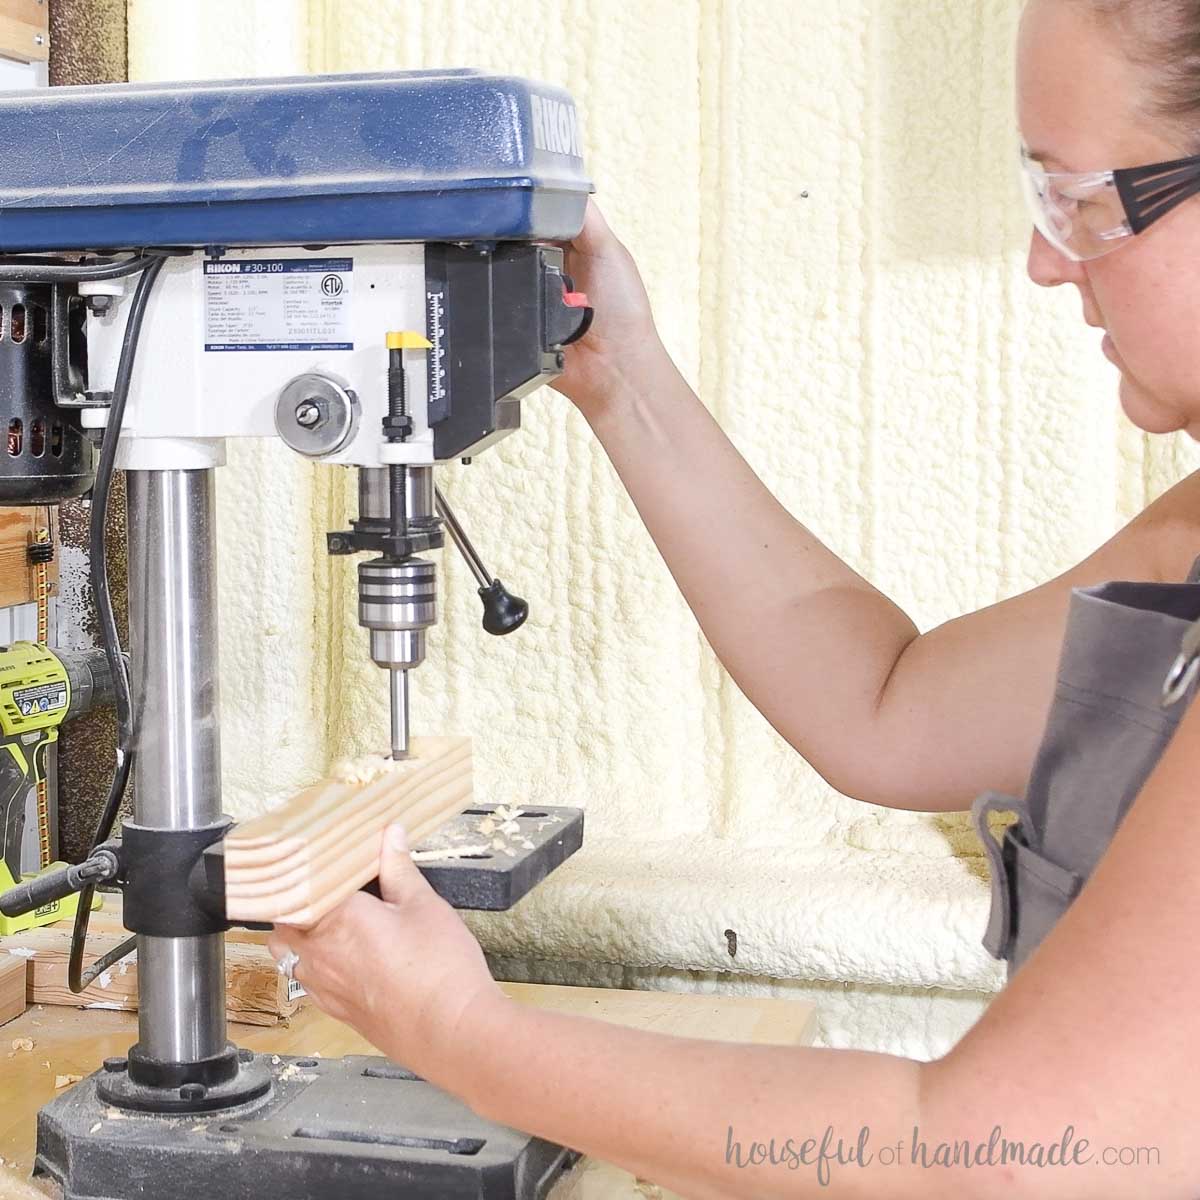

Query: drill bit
[[390, 667, 410, 760]]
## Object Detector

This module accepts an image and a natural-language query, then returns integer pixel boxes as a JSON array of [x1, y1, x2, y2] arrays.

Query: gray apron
[[972, 560, 1200, 974]]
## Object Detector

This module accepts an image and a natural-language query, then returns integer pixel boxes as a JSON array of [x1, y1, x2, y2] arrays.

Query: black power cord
[[59, 252, 172, 993], [0, 254, 165, 284]]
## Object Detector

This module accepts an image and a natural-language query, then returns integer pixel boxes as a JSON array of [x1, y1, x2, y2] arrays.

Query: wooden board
[[0, 509, 56, 610], [0, 0, 48, 64], [225, 736, 473, 927], [0, 896, 301, 1027], [502, 982, 818, 1046], [0, 953, 24, 1027], [0, 987, 818, 1197]]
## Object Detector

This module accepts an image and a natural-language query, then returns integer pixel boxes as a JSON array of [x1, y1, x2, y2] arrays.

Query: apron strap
[[1187, 554, 1200, 584], [971, 790, 1032, 960]]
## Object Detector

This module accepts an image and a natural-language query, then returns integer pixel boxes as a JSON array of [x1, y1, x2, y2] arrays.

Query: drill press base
[[37, 1053, 578, 1200]]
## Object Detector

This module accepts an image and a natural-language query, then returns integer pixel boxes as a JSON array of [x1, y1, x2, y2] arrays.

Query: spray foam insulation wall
[[124, 0, 1200, 1057]]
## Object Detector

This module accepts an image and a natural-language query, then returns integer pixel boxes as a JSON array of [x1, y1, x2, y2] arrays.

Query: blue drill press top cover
[[0, 69, 591, 252]]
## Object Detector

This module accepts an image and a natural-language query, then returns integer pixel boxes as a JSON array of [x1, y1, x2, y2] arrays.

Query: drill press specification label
[[204, 258, 354, 352], [11, 682, 66, 718]]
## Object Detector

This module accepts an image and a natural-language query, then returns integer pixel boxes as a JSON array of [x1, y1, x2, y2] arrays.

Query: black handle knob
[[479, 579, 528, 636]]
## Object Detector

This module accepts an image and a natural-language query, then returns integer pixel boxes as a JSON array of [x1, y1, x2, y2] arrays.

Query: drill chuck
[[62, 646, 118, 721], [358, 556, 437, 671]]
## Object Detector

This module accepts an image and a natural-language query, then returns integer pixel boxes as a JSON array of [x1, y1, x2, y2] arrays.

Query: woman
[[269, 1, 1200, 1193]]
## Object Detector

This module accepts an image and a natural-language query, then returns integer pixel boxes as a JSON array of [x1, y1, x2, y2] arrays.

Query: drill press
[[0, 70, 591, 1200]]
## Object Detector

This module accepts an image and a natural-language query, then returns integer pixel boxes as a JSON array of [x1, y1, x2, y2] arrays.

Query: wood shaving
[[278, 1061, 321, 1084], [88, 1122, 101, 1134], [10, 1038, 33, 1052], [104, 1108, 128, 1121], [54, 1074, 83, 1089], [330, 754, 406, 786], [6, 947, 36, 959], [410, 844, 490, 863]]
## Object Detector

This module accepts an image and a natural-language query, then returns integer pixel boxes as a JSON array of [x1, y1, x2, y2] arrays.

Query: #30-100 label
[[204, 258, 353, 352]]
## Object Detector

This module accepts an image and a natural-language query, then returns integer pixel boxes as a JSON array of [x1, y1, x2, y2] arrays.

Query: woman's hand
[[266, 825, 506, 1086], [552, 199, 668, 415]]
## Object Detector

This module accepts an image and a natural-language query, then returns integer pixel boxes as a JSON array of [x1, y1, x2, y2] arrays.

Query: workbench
[[0, 985, 818, 1200]]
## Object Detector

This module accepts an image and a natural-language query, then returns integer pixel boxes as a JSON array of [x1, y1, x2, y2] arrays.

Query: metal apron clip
[[971, 791, 1031, 960], [1162, 616, 1200, 708]]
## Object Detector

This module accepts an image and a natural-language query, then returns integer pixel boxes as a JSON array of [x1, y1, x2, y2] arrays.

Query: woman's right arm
[[555, 201, 1183, 812]]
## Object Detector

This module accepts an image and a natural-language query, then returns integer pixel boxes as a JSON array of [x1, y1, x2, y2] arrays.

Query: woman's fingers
[[377, 823, 431, 908], [267, 923, 310, 965]]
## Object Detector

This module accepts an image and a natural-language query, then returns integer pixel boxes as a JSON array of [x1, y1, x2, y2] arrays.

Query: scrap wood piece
[[225, 736, 472, 928], [0, 927, 301, 1027], [0, 953, 25, 1027]]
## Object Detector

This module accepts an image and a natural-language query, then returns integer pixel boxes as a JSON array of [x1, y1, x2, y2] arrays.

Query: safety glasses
[[1019, 147, 1200, 261]]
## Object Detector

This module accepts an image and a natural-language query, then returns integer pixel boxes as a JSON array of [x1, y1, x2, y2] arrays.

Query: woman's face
[[1019, 0, 1200, 437]]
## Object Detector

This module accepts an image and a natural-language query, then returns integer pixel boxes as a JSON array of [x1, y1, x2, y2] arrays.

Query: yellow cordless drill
[[0, 642, 113, 935]]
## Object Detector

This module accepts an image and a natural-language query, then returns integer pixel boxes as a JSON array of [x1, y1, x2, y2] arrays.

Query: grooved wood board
[[0, 989, 818, 1198], [225, 736, 473, 927], [0, 896, 299, 1026]]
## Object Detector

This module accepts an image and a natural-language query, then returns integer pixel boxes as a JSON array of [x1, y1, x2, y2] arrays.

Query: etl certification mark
[[320, 274, 344, 297]]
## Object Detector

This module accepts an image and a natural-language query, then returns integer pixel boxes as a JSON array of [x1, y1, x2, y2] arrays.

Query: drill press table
[[0, 988, 818, 1200]]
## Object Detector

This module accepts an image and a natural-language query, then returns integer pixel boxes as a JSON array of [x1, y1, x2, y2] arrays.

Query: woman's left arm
[[272, 710, 1200, 1199]]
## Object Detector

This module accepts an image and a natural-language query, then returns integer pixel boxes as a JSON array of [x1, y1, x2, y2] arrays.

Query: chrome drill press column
[[127, 469, 226, 1067]]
